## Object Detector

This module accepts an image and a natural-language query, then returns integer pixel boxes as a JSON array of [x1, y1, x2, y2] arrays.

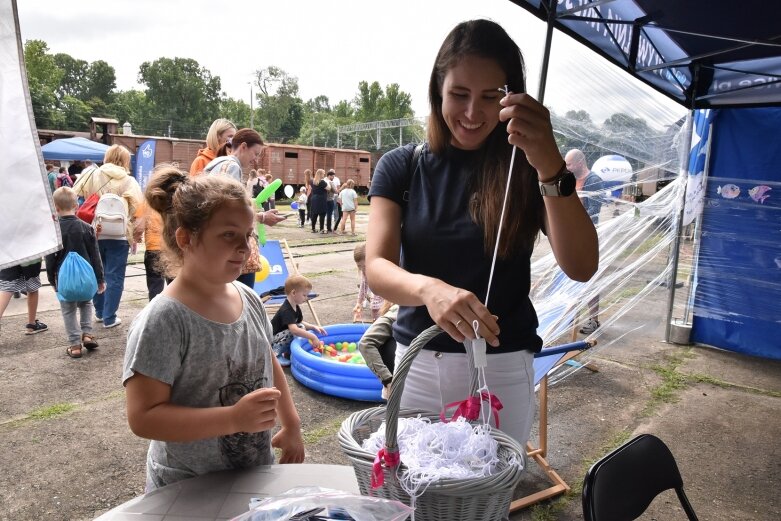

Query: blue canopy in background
[[41, 137, 109, 161]]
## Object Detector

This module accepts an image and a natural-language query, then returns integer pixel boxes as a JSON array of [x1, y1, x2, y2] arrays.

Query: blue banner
[[134, 140, 156, 191], [691, 108, 781, 360], [253, 240, 288, 296]]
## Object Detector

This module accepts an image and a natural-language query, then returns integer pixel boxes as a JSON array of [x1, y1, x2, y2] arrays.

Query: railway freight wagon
[[258, 143, 371, 189], [109, 134, 204, 170]]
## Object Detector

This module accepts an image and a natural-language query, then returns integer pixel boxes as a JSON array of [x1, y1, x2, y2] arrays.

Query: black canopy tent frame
[[507, 0, 781, 344]]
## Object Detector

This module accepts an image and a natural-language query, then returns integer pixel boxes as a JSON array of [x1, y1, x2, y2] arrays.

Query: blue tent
[[41, 137, 110, 161]]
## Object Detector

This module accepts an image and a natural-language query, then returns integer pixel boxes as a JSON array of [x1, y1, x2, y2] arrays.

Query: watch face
[[559, 170, 576, 196]]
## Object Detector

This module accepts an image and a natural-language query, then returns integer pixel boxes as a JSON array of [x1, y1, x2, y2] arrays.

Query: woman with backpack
[[73, 144, 143, 329]]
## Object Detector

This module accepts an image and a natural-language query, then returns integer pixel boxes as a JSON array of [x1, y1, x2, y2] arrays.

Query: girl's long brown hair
[[427, 19, 544, 257]]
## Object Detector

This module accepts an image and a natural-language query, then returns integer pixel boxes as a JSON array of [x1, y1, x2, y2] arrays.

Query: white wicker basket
[[338, 325, 525, 520]]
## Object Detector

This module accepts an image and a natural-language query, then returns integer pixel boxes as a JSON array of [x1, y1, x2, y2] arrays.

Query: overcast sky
[[16, 0, 685, 128]]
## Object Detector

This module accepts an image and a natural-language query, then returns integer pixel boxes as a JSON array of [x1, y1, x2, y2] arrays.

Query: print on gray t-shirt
[[123, 283, 275, 490]]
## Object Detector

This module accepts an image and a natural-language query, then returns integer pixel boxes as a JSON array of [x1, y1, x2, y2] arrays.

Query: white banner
[[0, 0, 61, 269]]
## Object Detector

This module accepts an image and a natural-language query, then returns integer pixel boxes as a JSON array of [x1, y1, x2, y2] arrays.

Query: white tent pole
[[664, 109, 695, 342]]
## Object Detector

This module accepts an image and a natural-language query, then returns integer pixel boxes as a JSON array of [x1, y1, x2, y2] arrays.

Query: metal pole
[[664, 110, 695, 342], [536, 0, 557, 103]]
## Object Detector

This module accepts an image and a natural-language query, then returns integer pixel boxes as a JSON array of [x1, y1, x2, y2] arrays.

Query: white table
[[94, 464, 359, 520]]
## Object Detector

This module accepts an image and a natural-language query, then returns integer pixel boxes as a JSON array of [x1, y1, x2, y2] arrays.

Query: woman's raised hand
[[499, 92, 564, 181]]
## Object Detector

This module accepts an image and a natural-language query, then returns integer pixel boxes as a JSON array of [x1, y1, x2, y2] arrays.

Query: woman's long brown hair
[[427, 19, 544, 257]]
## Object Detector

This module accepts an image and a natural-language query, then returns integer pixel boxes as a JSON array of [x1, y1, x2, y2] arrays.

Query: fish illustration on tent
[[717, 183, 741, 199], [748, 185, 771, 204]]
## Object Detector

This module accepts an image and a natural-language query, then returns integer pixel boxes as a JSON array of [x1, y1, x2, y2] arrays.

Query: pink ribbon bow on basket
[[440, 391, 504, 428], [371, 447, 401, 489]]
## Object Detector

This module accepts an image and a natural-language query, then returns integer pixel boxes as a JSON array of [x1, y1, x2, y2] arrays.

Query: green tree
[[24, 40, 63, 128], [53, 52, 88, 99], [354, 81, 384, 121], [60, 95, 91, 131], [381, 83, 413, 119], [254, 66, 304, 143], [84, 60, 116, 102], [220, 97, 252, 129], [109, 89, 154, 134], [138, 57, 221, 138]]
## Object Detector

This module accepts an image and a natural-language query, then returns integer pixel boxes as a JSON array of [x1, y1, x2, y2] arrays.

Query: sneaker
[[12, 291, 20, 299], [579, 318, 600, 335], [95, 316, 103, 323], [277, 354, 291, 367], [25, 319, 48, 335], [103, 317, 122, 329]]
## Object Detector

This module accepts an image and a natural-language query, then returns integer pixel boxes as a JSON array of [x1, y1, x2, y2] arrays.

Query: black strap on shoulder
[[402, 142, 424, 204]]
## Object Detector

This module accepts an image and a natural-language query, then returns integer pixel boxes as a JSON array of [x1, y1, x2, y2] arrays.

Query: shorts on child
[[272, 327, 300, 367], [0, 262, 43, 293]]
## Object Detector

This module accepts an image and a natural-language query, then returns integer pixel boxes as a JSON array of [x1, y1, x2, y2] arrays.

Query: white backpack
[[93, 193, 128, 239]]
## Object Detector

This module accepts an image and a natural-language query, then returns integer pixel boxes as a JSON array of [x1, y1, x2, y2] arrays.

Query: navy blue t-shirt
[[369, 144, 543, 354]]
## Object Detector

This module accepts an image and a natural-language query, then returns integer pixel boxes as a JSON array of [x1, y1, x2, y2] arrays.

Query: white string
[[484, 85, 517, 310], [363, 417, 504, 507]]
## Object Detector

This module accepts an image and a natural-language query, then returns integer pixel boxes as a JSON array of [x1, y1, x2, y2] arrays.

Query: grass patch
[[643, 349, 694, 415], [688, 373, 781, 398], [27, 402, 77, 421], [618, 233, 664, 260], [529, 429, 633, 520], [301, 418, 344, 445]]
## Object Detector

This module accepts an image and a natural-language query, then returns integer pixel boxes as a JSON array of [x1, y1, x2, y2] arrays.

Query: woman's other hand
[[421, 278, 500, 347]]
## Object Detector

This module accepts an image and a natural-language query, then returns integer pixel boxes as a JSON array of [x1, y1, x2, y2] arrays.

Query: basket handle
[[383, 325, 481, 452]]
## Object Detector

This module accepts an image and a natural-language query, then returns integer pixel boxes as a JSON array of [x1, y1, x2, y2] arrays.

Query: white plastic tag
[[471, 320, 487, 368]]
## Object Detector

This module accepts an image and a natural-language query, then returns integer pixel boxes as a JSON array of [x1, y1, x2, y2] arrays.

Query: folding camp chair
[[252, 238, 321, 327], [509, 305, 599, 512]]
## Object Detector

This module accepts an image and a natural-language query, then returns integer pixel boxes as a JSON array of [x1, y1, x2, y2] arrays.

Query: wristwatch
[[539, 165, 576, 197]]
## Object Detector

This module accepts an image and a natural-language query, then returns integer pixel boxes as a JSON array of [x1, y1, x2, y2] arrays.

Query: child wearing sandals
[[45, 187, 106, 358], [123, 166, 304, 491]]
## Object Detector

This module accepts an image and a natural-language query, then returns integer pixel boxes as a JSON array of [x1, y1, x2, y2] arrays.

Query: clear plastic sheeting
[[531, 175, 684, 385], [691, 176, 781, 325]]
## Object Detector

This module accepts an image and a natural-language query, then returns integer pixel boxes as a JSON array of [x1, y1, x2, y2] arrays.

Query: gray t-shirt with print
[[123, 283, 275, 490]]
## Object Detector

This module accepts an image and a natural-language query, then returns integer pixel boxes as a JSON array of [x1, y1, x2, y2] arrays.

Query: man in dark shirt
[[565, 149, 603, 334]]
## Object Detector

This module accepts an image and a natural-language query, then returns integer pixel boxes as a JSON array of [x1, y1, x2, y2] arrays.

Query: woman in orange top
[[189, 118, 236, 176]]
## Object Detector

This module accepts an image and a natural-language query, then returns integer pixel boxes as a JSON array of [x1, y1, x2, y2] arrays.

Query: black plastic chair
[[582, 434, 699, 521]]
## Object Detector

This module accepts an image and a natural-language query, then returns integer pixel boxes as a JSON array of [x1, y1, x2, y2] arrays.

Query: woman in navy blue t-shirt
[[366, 19, 598, 445]]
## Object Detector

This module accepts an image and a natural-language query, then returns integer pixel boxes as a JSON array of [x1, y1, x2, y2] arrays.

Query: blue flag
[[134, 140, 156, 190]]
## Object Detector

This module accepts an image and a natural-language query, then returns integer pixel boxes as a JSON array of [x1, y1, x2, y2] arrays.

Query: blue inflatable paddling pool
[[290, 323, 383, 402]]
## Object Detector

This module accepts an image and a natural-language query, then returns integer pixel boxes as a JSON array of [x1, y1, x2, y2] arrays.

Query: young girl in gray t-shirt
[[123, 167, 304, 491]]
